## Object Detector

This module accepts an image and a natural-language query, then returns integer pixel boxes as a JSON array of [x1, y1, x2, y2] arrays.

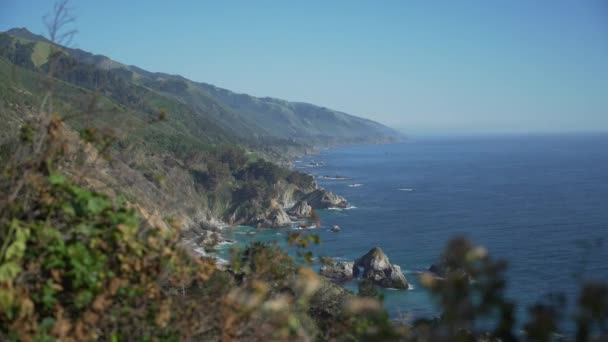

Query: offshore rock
[[354, 247, 408, 289], [320, 261, 354, 282], [302, 188, 348, 209]]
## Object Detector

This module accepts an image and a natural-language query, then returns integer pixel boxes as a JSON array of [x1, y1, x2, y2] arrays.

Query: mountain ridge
[[4, 27, 402, 147], [0, 27, 402, 232]]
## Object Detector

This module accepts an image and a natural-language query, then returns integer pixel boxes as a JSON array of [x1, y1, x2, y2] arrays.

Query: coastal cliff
[[0, 27, 402, 340]]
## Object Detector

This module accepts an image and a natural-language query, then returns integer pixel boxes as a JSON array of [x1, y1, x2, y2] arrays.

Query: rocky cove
[[182, 184, 350, 252], [182, 175, 413, 295]]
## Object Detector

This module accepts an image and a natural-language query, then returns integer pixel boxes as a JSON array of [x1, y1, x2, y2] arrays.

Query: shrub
[[0, 172, 216, 341]]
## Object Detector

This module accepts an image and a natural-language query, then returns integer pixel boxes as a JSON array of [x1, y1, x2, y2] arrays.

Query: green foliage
[[575, 282, 608, 341], [287, 231, 320, 264], [286, 171, 315, 190], [235, 242, 297, 285], [0, 172, 217, 341], [358, 279, 382, 300], [236, 159, 288, 184]]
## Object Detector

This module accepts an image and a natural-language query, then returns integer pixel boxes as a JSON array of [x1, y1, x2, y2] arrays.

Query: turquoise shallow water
[[217, 133, 608, 329]]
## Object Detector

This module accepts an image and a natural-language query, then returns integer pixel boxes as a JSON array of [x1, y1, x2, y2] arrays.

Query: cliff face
[[225, 179, 348, 229]]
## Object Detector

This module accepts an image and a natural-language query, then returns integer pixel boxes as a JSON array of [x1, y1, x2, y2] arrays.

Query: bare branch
[[43, 0, 78, 46]]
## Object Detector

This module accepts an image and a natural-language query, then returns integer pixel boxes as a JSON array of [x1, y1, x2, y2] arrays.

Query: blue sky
[[2, 0, 608, 134]]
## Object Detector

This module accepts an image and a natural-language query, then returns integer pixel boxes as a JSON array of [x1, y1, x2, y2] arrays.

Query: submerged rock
[[302, 188, 348, 209], [354, 247, 408, 289], [320, 261, 354, 282]]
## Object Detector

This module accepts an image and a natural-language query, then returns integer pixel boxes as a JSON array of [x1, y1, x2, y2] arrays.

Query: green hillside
[[0, 27, 403, 235], [1, 28, 402, 156]]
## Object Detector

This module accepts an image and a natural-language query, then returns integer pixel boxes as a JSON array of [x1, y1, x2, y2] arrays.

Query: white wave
[[214, 257, 229, 266], [291, 225, 319, 230], [384, 284, 415, 291], [217, 240, 236, 246], [348, 183, 364, 187], [320, 176, 349, 180], [397, 188, 414, 192], [327, 205, 357, 211], [193, 247, 206, 256], [404, 270, 423, 275]]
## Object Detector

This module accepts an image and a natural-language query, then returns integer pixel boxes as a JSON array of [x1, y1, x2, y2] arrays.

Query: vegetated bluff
[[1, 28, 401, 152], [0, 28, 401, 230]]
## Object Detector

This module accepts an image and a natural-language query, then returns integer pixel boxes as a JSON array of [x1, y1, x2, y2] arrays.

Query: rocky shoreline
[[182, 185, 349, 253], [183, 152, 412, 295]]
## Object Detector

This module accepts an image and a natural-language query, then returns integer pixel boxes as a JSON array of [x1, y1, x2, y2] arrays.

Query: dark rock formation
[[320, 261, 354, 281], [318, 248, 408, 289], [354, 247, 408, 289], [257, 207, 292, 228], [331, 225, 341, 232], [288, 200, 312, 218], [302, 188, 348, 209]]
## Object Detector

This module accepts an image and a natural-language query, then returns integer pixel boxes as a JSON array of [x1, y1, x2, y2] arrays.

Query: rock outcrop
[[354, 247, 408, 289], [302, 188, 348, 209], [287, 200, 312, 218], [196, 230, 224, 247], [257, 207, 292, 228], [318, 247, 408, 289], [320, 261, 354, 282]]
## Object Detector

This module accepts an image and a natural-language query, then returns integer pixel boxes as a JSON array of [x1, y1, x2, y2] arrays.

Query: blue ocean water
[[223, 133, 608, 327]]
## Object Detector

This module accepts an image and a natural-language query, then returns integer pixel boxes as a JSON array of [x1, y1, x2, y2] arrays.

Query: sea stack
[[354, 247, 409, 289]]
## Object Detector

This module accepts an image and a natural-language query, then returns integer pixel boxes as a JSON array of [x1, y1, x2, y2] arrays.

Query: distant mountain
[[0, 28, 402, 155]]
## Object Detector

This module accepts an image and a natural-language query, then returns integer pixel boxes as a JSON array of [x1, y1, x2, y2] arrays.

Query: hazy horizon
[[3, 0, 608, 134]]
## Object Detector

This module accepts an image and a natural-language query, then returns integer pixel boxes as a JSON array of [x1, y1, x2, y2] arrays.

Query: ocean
[[220, 133, 608, 328]]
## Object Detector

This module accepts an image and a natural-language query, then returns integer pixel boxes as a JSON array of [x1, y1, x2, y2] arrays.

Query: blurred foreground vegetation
[[1, 113, 607, 341]]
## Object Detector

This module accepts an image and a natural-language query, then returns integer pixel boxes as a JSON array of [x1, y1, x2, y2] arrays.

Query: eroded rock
[[354, 247, 408, 289], [320, 261, 354, 282], [302, 188, 348, 209], [288, 200, 312, 218], [257, 207, 292, 228]]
